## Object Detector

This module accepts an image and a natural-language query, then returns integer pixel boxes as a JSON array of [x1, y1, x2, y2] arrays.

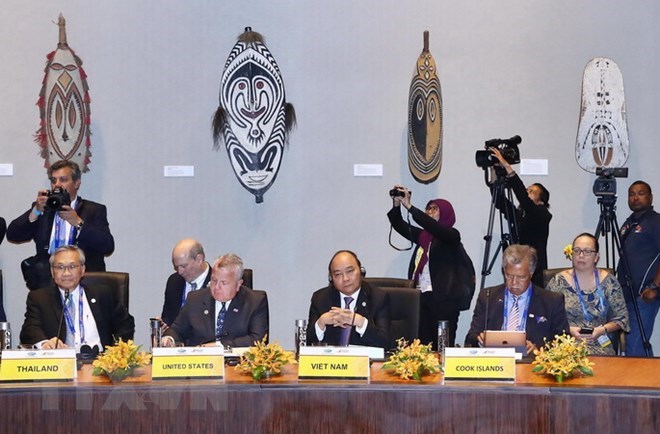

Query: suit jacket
[[164, 286, 269, 347], [160, 265, 212, 326], [19, 283, 135, 349], [7, 197, 115, 272], [0, 217, 6, 245], [306, 281, 390, 349], [465, 284, 569, 349]]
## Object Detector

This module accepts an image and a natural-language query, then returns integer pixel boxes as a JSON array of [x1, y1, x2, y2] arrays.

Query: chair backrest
[[82, 271, 129, 310], [542, 267, 614, 289], [363, 277, 415, 289], [379, 286, 420, 351], [242, 268, 253, 289]]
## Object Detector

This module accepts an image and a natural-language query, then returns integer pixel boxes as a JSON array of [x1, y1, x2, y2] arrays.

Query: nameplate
[[298, 347, 371, 380], [151, 347, 225, 380], [0, 349, 77, 382], [443, 347, 516, 381]]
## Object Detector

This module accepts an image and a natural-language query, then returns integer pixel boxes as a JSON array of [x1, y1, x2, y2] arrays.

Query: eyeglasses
[[504, 273, 530, 283], [573, 248, 596, 257], [51, 264, 82, 273]]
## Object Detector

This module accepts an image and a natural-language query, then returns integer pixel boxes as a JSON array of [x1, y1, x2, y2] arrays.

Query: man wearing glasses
[[19, 246, 134, 351], [7, 160, 114, 290], [465, 244, 569, 355]]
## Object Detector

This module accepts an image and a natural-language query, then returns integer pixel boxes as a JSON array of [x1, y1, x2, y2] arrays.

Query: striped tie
[[508, 295, 520, 331]]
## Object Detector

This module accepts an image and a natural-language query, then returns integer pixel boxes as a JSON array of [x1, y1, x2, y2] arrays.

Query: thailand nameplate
[[0, 349, 77, 382]]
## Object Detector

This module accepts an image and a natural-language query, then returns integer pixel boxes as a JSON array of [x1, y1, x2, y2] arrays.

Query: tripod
[[594, 194, 652, 356], [479, 171, 519, 290]]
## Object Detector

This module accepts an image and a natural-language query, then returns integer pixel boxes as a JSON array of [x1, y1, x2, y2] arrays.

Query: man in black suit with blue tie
[[465, 244, 569, 355], [306, 250, 390, 349], [160, 239, 211, 327], [162, 253, 268, 347]]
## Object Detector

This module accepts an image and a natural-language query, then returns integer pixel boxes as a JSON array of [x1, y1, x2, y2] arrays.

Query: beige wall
[[1, 0, 658, 351]]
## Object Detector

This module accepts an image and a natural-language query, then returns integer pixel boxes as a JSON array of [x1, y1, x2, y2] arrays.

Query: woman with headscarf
[[387, 185, 464, 347]]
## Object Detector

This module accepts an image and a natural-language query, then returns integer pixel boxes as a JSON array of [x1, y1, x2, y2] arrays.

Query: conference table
[[0, 356, 658, 433]]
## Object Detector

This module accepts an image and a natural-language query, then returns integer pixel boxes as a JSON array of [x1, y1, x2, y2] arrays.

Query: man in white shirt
[[19, 245, 134, 351]]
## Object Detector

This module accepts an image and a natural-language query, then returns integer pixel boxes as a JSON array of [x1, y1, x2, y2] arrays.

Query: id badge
[[597, 334, 612, 348]]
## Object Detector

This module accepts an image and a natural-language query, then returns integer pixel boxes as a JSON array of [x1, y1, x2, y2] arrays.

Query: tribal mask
[[213, 28, 296, 203]]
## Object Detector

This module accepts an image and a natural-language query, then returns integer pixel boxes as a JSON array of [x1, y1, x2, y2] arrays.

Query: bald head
[[171, 239, 207, 283]]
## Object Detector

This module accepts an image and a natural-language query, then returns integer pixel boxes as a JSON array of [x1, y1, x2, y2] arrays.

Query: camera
[[592, 167, 628, 197], [45, 187, 71, 211], [389, 188, 406, 198], [475, 135, 522, 168]]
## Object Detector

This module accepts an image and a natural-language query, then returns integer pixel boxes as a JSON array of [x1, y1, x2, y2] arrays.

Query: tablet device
[[483, 330, 527, 355]]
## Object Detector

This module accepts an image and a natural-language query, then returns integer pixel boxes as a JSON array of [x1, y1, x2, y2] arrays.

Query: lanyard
[[502, 288, 531, 331], [63, 287, 85, 344], [573, 269, 606, 324]]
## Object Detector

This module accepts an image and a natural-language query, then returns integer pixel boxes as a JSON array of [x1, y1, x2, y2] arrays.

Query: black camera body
[[389, 188, 406, 198], [592, 167, 628, 197], [475, 135, 522, 168], [45, 187, 71, 211]]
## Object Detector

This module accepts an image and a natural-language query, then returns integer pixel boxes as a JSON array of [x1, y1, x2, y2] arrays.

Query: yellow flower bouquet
[[382, 338, 441, 381], [92, 339, 151, 382], [235, 335, 295, 380], [532, 333, 594, 382]]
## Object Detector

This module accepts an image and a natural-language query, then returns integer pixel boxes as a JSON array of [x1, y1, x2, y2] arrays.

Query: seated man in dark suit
[[19, 245, 135, 351], [0, 216, 5, 321], [306, 250, 390, 349], [7, 160, 114, 290], [465, 244, 569, 355], [162, 253, 268, 347], [160, 238, 211, 327], [0, 216, 5, 244]]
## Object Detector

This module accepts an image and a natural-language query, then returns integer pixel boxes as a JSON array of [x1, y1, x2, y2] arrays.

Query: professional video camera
[[45, 187, 71, 211], [475, 135, 522, 169], [592, 167, 628, 197]]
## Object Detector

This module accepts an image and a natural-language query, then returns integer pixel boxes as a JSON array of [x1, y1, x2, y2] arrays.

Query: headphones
[[327, 250, 367, 282]]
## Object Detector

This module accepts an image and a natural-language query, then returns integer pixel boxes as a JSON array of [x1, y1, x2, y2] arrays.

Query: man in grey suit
[[162, 253, 268, 347]]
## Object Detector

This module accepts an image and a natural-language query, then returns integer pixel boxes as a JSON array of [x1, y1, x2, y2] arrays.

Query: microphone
[[483, 287, 491, 346], [55, 289, 70, 350]]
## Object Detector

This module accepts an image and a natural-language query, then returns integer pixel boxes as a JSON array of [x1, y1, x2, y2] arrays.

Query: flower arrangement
[[563, 244, 573, 261], [532, 333, 594, 382], [235, 335, 295, 380], [382, 338, 441, 381], [92, 339, 151, 382]]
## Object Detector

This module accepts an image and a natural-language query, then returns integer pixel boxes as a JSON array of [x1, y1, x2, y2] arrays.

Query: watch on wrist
[[649, 282, 659, 290], [76, 220, 84, 231]]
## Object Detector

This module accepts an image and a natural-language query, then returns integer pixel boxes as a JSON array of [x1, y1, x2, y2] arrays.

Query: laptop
[[483, 330, 527, 356]]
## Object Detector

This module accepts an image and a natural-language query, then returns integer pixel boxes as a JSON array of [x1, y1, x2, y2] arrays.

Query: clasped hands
[[318, 307, 364, 331]]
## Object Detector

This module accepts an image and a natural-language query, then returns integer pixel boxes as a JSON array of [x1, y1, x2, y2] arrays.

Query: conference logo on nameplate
[[151, 347, 225, 380], [0, 349, 77, 382], [443, 347, 516, 381], [298, 347, 372, 380]]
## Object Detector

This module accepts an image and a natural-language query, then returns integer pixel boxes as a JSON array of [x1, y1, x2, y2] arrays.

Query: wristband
[[32, 207, 42, 217]]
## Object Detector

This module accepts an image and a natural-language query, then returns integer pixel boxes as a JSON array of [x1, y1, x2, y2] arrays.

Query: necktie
[[508, 295, 520, 331], [181, 282, 198, 307], [65, 294, 76, 347], [216, 302, 227, 338], [338, 296, 354, 346]]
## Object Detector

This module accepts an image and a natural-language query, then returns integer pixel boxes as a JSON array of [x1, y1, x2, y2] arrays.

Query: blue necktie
[[64, 294, 76, 347], [338, 296, 354, 346], [216, 302, 227, 337]]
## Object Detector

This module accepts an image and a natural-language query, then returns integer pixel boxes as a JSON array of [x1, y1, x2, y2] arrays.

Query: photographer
[[386, 185, 464, 348], [7, 160, 114, 290], [490, 148, 552, 287]]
